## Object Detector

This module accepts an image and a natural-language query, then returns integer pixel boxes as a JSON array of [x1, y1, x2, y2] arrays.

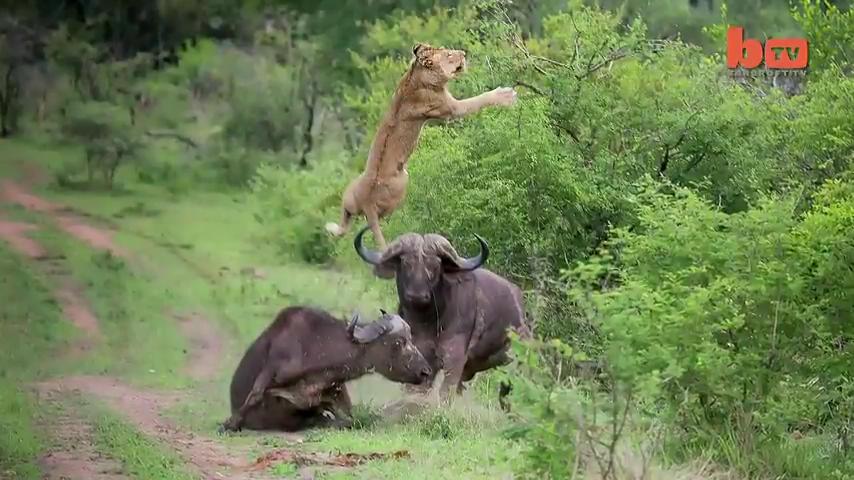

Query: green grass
[[90, 405, 198, 480], [0, 247, 74, 478], [305, 406, 522, 480]]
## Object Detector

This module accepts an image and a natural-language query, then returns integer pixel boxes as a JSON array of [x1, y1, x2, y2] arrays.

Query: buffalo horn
[[456, 234, 490, 271], [354, 225, 382, 265]]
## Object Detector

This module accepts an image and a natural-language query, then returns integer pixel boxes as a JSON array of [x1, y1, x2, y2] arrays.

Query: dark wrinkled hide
[[354, 227, 533, 406], [223, 306, 431, 432]]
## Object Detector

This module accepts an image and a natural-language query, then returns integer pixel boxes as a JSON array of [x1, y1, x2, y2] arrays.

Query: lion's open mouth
[[454, 64, 464, 73]]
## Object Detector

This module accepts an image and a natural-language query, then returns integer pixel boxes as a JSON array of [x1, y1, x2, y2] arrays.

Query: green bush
[[561, 175, 854, 476], [222, 60, 306, 154], [58, 100, 142, 188], [250, 161, 346, 264]]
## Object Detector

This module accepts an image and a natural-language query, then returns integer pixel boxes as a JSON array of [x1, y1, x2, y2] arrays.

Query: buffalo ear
[[373, 260, 398, 279], [351, 320, 390, 344]]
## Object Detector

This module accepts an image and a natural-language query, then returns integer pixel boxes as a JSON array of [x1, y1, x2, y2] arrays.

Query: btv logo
[[727, 26, 809, 69]]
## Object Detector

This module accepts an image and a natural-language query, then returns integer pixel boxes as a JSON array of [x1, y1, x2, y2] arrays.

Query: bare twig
[[144, 129, 199, 149], [514, 80, 546, 96], [552, 121, 581, 144], [576, 50, 629, 80], [658, 108, 703, 176]]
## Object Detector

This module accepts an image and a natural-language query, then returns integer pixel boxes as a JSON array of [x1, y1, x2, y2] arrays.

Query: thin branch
[[576, 50, 629, 80], [514, 80, 546, 96], [658, 108, 703, 176], [144, 129, 199, 149], [551, 120, 581, 144]]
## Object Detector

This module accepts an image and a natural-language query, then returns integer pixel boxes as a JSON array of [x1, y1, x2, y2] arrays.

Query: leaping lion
[[325, 42, 518, 250]]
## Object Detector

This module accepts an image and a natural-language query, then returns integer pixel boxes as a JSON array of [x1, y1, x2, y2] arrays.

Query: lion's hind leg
[[325, 207, 354, 236], [364, 207, 387, 250]]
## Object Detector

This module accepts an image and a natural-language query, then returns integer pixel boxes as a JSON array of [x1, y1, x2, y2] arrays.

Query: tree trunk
[[0, 64, 17, 137], [299, 82, 317, 168], [107, 159, 119, 189]]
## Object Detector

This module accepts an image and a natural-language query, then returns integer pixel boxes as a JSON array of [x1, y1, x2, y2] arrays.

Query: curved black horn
[[457, 234, 490, 271], [347, 312, 361, 337], [379, 308, 388, 316], [354, 225, 382, 265]]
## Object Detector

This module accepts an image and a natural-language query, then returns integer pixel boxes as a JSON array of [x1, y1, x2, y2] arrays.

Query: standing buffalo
[[353, 226, 532, 407], [221, 306, 432, 432]]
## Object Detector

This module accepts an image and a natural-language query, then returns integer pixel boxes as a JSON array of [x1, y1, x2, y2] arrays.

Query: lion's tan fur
[[325, 42, 517, 249]]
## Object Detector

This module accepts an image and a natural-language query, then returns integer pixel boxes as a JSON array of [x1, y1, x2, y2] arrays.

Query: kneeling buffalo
[[221, 306, 432, 432], [354, 226, 532, 407]]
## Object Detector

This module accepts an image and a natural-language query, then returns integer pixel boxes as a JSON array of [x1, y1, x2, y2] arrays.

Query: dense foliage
[[3, 0, 853, 478]]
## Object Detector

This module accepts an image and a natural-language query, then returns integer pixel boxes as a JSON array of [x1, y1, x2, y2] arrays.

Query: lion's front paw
[[491, 87, 518, 107]]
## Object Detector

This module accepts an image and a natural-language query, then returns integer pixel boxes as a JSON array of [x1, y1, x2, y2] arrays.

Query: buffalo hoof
[[321, 410, 354, 430], [219, 415, 243, 433]]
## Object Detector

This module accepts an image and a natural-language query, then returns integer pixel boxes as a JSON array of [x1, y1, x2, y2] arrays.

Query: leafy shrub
[[502, 334, 740, 480], [792, 0, 854, 73], [58, 100, 141, 188], [223, 60, 307, 153], [561, 175, 854, 476], [250, 161, 346, 264], [171, 38, 225, 100], [132, 78, 192, 131]]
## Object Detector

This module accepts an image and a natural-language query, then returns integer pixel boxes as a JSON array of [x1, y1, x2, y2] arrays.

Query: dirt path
[[0, 217, 103, 352], [33, 376, 274, 480], [54, 280, 104, 346], [171, 311, 227, 382], [0, 172, 265, 478], [0, 219, 48, 259], [1, 180, 131, 260], [34, 387, 129, 480]]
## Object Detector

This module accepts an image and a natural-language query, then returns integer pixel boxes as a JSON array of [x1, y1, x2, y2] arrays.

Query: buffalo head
[[347, 310, 432, 385], [353, 226, 489, 309]]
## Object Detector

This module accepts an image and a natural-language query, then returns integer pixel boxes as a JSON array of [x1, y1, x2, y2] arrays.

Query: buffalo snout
[[418, 364, 433, 383], [402, 344, 433, 385], [404, 291, 432, 307]]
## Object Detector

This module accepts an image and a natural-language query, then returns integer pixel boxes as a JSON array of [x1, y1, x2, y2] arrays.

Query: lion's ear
[[412, 43, 429, 56], [412, 43, 433, 67]]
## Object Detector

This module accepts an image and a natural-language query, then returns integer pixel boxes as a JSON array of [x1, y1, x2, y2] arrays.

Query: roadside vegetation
[[0, 0, 852, 478]]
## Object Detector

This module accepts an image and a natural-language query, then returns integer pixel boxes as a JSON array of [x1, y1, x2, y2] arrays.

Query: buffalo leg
[[267, 379, 326, 410], [498, 381, 513, 412], [437, 335, 470, 403], [322, 386, 354, 429], [222, 365, 275, 432], [457, 349, 512, 402]]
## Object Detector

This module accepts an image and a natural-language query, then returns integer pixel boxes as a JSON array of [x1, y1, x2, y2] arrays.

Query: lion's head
[[411, 43, 467, 85]]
